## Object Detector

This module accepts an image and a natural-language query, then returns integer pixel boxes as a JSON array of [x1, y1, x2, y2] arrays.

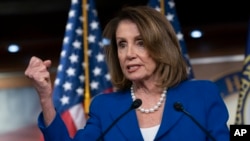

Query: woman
[[25, 6, 229, 141]]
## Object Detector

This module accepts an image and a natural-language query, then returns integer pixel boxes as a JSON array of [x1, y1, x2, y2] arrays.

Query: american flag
[[148, 0, 194, 79], [235, 18, 250, 125], [48, 0, 113, 138]]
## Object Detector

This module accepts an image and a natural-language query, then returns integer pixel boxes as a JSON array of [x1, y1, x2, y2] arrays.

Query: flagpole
[[82, 0, 91, 115], [160, 0, 165, 15]]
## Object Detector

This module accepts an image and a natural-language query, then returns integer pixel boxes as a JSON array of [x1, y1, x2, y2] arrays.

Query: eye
[[117, 41, 127, 48], [136, 40, 144, 47]]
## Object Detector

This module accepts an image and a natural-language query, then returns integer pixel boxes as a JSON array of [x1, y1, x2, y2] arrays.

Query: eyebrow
[[116, 34, 142, 40]]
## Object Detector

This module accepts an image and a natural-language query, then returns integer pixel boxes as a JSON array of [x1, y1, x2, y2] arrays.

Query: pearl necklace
[[131, 86, 167, 114]]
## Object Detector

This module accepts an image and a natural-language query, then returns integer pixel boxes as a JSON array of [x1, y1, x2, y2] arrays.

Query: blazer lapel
[[155, 87, 186, 139], [110, 91, 143, 141], [108, 86, 187, 140]]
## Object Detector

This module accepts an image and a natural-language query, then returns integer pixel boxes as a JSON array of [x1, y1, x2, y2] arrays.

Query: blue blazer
[[39, 79, 230, 141]]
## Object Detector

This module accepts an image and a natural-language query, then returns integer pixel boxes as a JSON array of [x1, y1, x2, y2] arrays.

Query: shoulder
[[92, 90, 128, 101], [90, 90, 131, 108], [170, 79, 221, 99], [177, 79, 219, 91], [88, 89, 133, 117], [169, 79, 227, 113]]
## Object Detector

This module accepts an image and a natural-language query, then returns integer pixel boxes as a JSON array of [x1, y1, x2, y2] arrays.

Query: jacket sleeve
[[38, 112, 73, 141], [205, 81, 230, 141], [37, 95, 103, 141]]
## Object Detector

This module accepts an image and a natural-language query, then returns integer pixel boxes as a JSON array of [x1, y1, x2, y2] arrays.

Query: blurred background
[[0, 0, 249, 140]]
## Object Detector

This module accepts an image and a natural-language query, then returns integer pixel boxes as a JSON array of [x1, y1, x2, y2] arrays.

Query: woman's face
[[116, 20, 157, 82]]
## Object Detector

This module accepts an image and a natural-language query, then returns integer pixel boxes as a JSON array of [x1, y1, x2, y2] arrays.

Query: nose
[[126, 44, 136, 59]]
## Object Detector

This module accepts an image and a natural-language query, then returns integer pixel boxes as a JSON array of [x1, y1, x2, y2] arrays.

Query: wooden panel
[[0, 72, 56, 89]]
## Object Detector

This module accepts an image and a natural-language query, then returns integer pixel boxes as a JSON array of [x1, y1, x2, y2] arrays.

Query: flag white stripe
[[69, 103, 86, 129]]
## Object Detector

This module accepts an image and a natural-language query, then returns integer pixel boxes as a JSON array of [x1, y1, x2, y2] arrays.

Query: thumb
[[43, 60, 52, 68]]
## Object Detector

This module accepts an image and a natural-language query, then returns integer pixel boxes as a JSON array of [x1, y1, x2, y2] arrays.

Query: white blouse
[[140, 125, 160, 141]]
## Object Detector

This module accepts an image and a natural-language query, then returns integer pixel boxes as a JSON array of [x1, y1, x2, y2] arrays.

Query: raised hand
[[24, 56, 55, 126]]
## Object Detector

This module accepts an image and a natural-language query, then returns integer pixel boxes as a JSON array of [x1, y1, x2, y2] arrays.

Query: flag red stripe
[[61, 111, 77, 138]]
